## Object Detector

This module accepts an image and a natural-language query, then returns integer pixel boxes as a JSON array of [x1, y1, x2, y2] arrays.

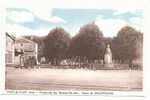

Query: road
[[5, 67, 142, 91]]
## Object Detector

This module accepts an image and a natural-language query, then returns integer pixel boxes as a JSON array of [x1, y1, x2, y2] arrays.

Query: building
[[14, 37, 38, 65], [5, 33, 15, 65]]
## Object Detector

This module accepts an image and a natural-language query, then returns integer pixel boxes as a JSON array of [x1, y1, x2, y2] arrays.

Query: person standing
[[20, 55, 24, 69]]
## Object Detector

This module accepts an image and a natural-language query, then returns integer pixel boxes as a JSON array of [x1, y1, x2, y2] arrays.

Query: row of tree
[[25, 22, 143, 67]]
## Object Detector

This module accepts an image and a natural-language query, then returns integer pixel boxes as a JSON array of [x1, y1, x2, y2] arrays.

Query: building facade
[[14, 37, 38, 65], [5, 33, 15, 65]]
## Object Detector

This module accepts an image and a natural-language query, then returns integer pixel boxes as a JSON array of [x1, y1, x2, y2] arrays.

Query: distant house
[[5, 33, 15, 65], [14, 37, 38, 65]]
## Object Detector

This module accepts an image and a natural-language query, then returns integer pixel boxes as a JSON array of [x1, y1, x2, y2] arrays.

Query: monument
[[104, 44, 113, 67]]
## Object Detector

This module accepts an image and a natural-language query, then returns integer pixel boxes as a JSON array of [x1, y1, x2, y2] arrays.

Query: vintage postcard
[[0, 0, 148, 97]]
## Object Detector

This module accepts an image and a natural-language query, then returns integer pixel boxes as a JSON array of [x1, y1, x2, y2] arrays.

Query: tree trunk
[[129, 59, 133, 69]]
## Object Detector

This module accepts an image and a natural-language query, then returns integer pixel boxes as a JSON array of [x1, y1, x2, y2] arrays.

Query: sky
[[5, 0, 145, 37]]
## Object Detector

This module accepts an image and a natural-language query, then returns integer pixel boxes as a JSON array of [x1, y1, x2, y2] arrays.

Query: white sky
[[5, 0, 146, 37]]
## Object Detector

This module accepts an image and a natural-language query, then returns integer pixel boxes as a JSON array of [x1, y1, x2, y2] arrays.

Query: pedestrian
[[20, 55, 24, 69]]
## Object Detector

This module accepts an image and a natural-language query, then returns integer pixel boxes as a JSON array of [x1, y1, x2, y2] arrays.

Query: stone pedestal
[[104, 63, 114, 68]]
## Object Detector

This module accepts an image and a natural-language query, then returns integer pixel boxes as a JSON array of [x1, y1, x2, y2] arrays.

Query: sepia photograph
[[5, 0, 143, 92]]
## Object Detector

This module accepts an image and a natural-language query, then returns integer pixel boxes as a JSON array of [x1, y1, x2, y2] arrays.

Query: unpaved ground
[[5, 67, 142, 91]]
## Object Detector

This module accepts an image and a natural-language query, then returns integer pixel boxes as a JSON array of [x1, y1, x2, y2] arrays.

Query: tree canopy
[[68, 23, 105, 61], [24, 23, 143, 68], [112, 26, 143, 66], [44, 27, 71, 64]]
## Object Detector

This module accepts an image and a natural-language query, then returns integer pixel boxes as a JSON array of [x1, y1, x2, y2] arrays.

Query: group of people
[[20, 55, 37, 69]]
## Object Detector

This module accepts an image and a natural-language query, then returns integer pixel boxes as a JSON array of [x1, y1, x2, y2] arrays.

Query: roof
[[15, 37, 37, 44], [6, 32, 15, 41]]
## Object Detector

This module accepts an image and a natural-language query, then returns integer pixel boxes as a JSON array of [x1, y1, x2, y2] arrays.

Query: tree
[[44, 27, 71, 65], [113, 26, 143, 67], [68, 22, 105, 62]]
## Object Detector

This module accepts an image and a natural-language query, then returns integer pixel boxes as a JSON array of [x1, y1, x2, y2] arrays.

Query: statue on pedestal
[[104, 44, 113, 67]]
